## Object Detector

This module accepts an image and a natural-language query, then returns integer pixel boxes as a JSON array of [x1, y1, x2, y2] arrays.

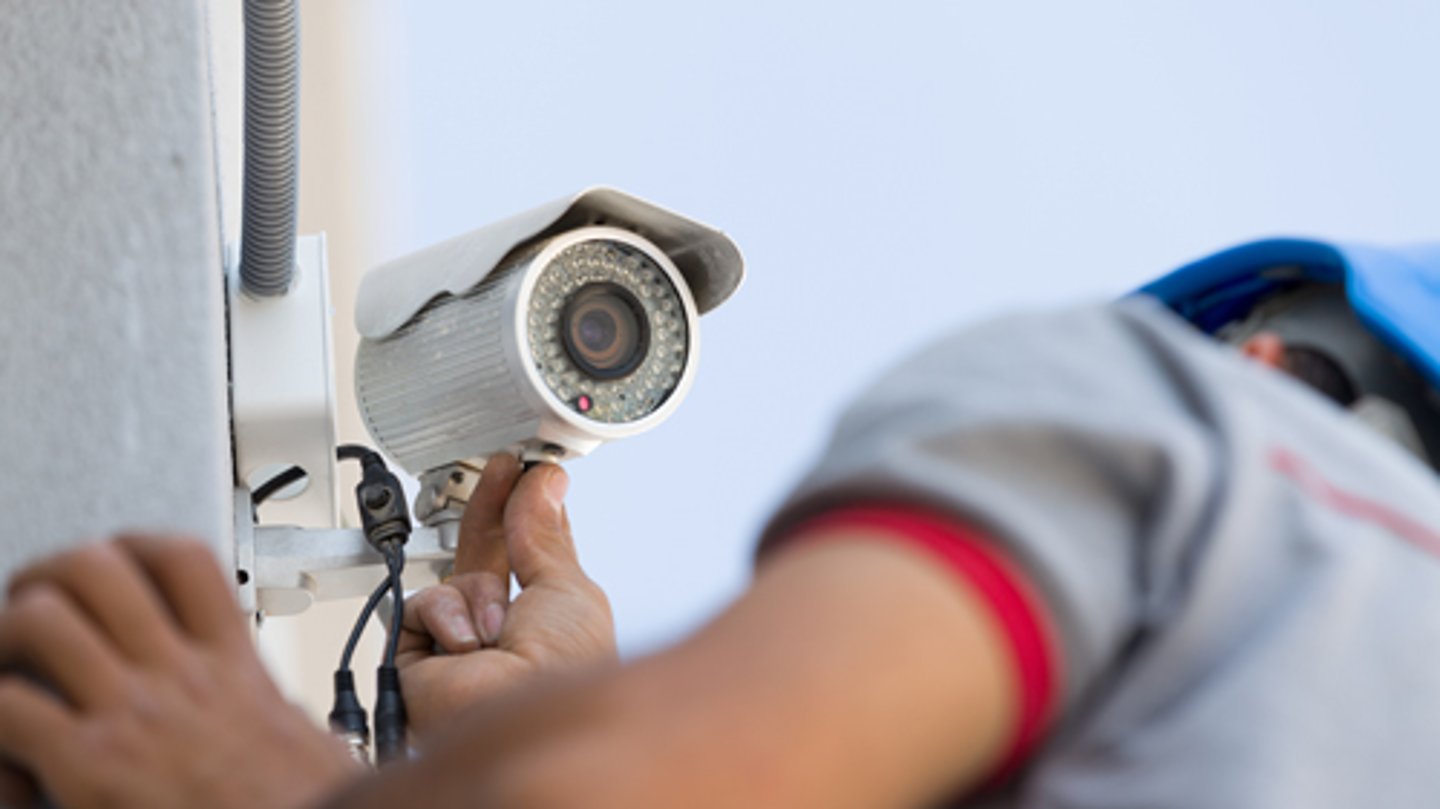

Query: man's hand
[[0, 535, 358, 809], [397, 454, 617, 738]]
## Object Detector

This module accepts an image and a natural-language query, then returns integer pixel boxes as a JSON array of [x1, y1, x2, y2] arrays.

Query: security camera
[[353, 188, 744, 487], [234, 190, 739, 615]]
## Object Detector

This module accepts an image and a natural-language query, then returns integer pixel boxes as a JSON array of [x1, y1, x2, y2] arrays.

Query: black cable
[[331, 442, 411, 764], [251, 464, 307, 507], [258, 444, 382, 513], [333, 441, 399, 671], [257, 444, 383, 514], [340, 576, 394, 673], [383, 546, 405, 667], [337, 443, 381, 464], [374, 544, 408, 764]]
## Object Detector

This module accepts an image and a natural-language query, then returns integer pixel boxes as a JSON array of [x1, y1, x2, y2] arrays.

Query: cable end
[[373, 665, 408, 765], [328, 669, 371, 765]]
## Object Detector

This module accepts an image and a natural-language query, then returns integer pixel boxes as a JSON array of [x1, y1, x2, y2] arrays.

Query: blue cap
[[1140, 238, 1440, 389]]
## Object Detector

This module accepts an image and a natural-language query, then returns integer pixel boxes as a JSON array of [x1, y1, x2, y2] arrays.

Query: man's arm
[[332, 526, 1022, 808]]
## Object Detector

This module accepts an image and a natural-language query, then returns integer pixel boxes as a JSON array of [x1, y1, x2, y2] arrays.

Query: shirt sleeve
[[759, 302, 1224, 733]]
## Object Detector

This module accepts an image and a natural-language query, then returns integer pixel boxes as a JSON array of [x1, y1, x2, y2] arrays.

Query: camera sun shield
[[354, 187, 743, 341]]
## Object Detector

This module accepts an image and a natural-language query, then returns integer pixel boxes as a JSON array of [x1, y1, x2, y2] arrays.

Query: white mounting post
[[229, 234, 340, 528]]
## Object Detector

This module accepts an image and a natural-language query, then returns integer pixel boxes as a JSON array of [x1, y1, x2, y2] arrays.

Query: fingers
[[455, 455, 522, 587], [503, 464, 583, 589], [401, 584, 480, 654], [399, 573, 509, 658], [449, 573, 508, 645], [9, 543, 186, 668], [113, 536, 248, 649], [0, 677, 78, 785], [0, 762, 39, 809], [0, 586, 127, 710]]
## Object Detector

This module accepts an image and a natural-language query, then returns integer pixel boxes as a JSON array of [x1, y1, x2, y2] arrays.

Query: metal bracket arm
[[250, 525, 456, 616]]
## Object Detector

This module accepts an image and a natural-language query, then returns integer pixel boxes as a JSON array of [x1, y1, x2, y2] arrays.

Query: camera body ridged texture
[[356, 262, 536, 473]]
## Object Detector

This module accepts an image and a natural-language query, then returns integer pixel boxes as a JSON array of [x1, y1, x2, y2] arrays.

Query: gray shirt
[[764, 298, 1440, 807]]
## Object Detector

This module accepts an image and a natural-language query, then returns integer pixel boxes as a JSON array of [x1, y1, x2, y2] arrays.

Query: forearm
[[328, 536, 1016, 808]]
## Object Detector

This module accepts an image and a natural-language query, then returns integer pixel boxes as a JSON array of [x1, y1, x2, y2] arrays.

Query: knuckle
[[480, 525, 508, 547], [73, 541, 125, 571], [77, 717, 124, 759], [9, 584, 65, 622], [9, 548, 75, 598], [577, 577, 611, 611], [451, 573, 503, 604], [119, 532, 189, 549], [173, 655, 220, 701], [168, 537, 217, 569], [408, 601, 444, 632], [411, 584, 455, 614], [117, 672, 160, 715], [41, 543, 111, 583], [406, 591, 436, 621], [432, 582, 465, 602], [125, 534, 211, 570], [70, 734, 139, 805]]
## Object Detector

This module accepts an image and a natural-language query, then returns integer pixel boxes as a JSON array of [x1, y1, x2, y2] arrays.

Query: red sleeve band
[[777, 505, 1061, 784]]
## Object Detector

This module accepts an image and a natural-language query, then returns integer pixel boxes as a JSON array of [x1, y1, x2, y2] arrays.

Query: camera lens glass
[[561, 283, 649, 379], [527, 237, 691, 424]]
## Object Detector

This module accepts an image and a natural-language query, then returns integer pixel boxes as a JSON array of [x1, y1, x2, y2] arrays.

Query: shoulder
[[835, 298, 1230, 444]]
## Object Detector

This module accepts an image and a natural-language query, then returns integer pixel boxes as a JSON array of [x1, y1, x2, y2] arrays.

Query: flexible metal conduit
[[239, 0, 300, 297]]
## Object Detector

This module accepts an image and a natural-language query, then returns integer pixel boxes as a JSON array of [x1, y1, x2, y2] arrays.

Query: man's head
[[1221, 283, 1440, 467], [1140, 238, 1440, 472]]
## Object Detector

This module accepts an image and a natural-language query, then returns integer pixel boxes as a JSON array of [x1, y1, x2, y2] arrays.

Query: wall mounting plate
[[229, 234, 339, 528]]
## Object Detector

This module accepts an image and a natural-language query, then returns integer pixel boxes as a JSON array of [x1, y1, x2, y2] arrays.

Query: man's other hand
[[397, 454, 617, 739], [0, 536, 358, 809]]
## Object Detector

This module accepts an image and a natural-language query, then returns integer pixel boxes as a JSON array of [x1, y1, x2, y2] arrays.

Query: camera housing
[[353, 188, 743, 475]]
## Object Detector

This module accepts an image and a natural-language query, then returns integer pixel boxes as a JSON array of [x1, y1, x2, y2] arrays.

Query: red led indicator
[[576, 394, 593, 413]]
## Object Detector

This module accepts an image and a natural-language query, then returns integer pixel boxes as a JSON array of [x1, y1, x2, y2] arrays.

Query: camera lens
[[527, 235, 692, 424], [561, 283, 649, 379]]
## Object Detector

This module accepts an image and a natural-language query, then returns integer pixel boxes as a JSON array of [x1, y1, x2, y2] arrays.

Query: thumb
[[454, 453, 522, 583], [504, 463, 581, 588]]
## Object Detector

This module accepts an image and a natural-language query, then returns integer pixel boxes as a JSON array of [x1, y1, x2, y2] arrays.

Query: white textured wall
[[0, 1, 231, 572]]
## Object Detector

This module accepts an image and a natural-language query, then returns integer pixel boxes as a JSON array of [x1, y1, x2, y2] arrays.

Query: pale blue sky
[[360, 1, 1440, 654]]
